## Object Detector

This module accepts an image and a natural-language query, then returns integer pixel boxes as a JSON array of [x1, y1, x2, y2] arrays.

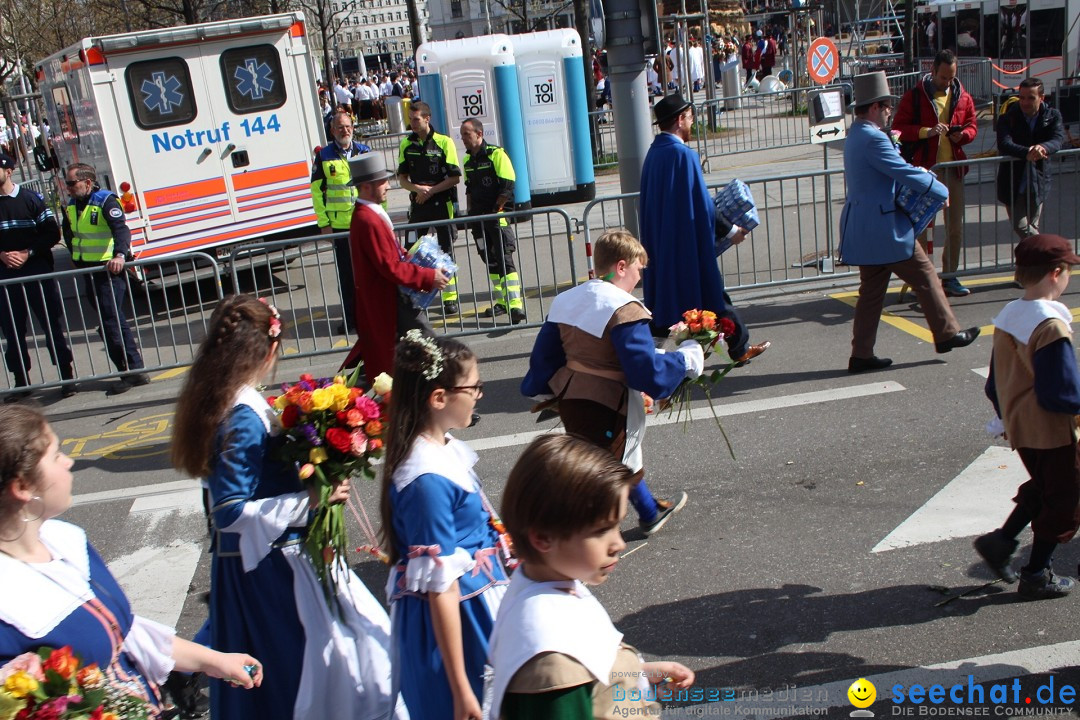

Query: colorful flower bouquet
[[663, 309, 737, 458], [0, 646, 151, 720], [270, 367, 392, 604]]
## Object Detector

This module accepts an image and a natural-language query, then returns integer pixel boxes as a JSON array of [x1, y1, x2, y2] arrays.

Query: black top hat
[[851, 71, 898, 108], [653, 93, 692, 126], [348, 152, 394, 185]]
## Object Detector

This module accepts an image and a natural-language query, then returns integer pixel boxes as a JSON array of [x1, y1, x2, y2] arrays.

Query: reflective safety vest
[[463, 142, 515, 219], [66, 190, 118, 263], [397, 129, 460, 204], [311, 144, 364, 230]]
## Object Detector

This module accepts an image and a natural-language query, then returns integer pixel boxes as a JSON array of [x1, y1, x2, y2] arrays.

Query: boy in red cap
[[976, 234, 1080, 600]]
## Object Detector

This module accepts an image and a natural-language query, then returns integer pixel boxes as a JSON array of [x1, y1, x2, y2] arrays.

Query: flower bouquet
[[662, 309, 737, 458], [270, 367, 392, 604], [0, 646, 151, 720]]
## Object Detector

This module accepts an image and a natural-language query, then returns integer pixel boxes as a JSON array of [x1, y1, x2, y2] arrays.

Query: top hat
[[653, 93, 692, 126], [1015, 234, 1080, 267], [348, 152, 394, 185], [851, 71, 898, 108]]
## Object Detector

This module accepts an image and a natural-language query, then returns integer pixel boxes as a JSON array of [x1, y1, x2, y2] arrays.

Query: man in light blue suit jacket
[[839, 71, 981, 374]]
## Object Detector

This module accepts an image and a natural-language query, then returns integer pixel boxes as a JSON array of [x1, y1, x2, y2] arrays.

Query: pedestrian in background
[[0, 153, 75, 400], [996, 77, 1065, 241], [977, 234, 1080, 600], [892, 50, 978, 297], [62, 162, 148, 395]]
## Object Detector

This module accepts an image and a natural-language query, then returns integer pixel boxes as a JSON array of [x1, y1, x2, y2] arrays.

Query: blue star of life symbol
[[235, 59, 275, 100], [140, 72, 184, 115]]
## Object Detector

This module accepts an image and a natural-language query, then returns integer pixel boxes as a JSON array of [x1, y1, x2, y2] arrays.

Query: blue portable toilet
[[416, 35, 532, 208], [509, 30, 596, 206]]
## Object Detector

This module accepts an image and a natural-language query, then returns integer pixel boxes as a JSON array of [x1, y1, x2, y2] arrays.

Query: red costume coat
[[341, 203, 435, 377]]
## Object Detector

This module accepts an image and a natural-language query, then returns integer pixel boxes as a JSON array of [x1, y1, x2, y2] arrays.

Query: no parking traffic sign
[[807, 38, 839, 85]]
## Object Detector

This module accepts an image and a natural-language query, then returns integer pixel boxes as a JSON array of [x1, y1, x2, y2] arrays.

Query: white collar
[[391, 434, 479, 493], [0, 520, 93, 638], [357, 199, 394, 233], [234, 385, 277, 433], [993, 298, 1073, 345], [487, 570, 623, 719], [1, 183, 19, 198], [546, 279, 647, 338]]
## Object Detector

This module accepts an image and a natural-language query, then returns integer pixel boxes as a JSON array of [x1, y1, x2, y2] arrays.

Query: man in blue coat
[[639, 93, 769, 365], [840, 72, 980, 373]]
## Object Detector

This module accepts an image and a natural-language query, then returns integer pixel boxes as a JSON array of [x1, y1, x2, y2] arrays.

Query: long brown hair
[[171, 296, 278, 478], [379, 334, 476, 563], [0, 405, 52, 518]]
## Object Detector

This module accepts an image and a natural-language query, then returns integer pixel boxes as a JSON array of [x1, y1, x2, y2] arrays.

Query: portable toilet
[[415, 35, 531, 208], [509, 29, 595, 207]]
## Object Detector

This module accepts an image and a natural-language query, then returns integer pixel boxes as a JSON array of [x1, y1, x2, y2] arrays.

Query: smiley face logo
[[848, 678, 876, 709]]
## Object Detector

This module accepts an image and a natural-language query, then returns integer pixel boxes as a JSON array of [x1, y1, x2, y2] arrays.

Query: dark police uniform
[[397, 127, 461, 308], [463, 140, 522, 321]]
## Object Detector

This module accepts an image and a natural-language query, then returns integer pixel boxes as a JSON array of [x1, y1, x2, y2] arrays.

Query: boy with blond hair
[[977, 234, 1080, 600], [521, 229, 703, 536]]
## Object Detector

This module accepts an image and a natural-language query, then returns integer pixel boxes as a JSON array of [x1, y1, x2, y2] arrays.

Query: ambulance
[[35, 12, 324, 261]]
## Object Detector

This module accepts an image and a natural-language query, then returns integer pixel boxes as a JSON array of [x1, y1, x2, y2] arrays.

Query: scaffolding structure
[[838, 0, 905, 74]]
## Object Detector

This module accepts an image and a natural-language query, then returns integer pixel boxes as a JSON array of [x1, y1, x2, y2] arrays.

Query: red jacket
[[341, 203, 435, 378], [740, 42, 758, 70], [892, 75, 977, 176]]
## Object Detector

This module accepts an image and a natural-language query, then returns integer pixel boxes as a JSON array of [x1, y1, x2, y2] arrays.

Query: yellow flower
[[273, 395, 291, 411], [3, 671, 38, 699], [329, 383, 352, 412], [333, 375, 347, 385], [310, 388, 333, 411], [372, 372, 393, 396], [310, 447, 328, 464]]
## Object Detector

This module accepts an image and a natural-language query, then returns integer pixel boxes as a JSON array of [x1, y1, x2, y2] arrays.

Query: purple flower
[[302, 423, 322, 446]]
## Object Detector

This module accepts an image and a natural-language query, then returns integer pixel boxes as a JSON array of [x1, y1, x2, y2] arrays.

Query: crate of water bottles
[[401, 233, 458, 310], [713, 179, 759, 254]]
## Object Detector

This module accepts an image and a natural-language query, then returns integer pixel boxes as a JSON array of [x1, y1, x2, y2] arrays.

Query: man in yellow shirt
[[893, 50, 978, 297]]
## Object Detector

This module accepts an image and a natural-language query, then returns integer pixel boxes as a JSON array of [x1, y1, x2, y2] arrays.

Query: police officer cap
[[348, 152, 394, 185], [0, 154, 15, 170]]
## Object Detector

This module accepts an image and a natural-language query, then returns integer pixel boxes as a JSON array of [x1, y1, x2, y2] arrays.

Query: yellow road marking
[[829, 275, 1080, 342], [63, 412, 173, 460]]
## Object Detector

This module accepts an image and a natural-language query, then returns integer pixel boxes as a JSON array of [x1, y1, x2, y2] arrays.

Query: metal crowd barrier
[[359, 131, 409, 176], [884, 59, 993, 109], [228, 206, 578, 362], [0, 252, 223, 393]]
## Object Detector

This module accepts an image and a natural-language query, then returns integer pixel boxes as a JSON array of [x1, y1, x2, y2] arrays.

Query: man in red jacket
[[340, 153, 449, 380], [893, 50, 978, 297]]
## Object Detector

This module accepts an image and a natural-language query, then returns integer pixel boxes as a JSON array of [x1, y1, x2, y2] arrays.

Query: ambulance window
[[220, 46, 287, 114], [125, 58, 197, 130]]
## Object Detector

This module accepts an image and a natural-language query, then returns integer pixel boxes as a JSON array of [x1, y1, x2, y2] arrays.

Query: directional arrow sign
[[816, 127, 841, 138], [810, 120, 846, 145]]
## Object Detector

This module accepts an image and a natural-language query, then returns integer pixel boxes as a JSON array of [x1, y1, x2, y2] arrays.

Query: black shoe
[[469, 412, 480, 428], [443, 301, 459, 316], [509, 308, 527, 325], [479, 305, 507, 318], [108, 381, 133, 396], [936, 327, 981, 354], [61, 383, 79, 399], [974, 530, 1018, 583], [123, 373, 151, 387], [1018, 567, 1075, 600], [639, 491, 688, 536], [848, 356, 893, 373]]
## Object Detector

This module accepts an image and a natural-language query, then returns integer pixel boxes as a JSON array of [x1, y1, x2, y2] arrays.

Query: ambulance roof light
[[80, 47, 107, 65], [290, 21, 306, 37]]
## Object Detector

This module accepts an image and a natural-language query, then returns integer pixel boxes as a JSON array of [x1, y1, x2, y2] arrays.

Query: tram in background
[[914, 0, 1078, 101]]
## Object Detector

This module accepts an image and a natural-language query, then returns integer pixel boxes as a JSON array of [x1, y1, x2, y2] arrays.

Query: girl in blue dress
[[0, 405, 262, 718], [381, 332, 510, 720], [172, 295, 405, 720]]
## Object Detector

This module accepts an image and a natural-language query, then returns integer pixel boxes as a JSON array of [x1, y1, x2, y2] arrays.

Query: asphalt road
[[40, 266, 1080, 719]]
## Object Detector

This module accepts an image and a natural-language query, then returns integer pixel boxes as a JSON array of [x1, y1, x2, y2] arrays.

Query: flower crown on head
[[259, 297, 282, 338], [402, 329, 443, 380]]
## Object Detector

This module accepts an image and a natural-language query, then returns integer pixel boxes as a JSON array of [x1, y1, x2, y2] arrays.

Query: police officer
[[397, 101, 461, 315], [311, 108, 371, 334], [0, 153, 76, 400], [460, 118, 524, 325], [62, 163, 149, 395]]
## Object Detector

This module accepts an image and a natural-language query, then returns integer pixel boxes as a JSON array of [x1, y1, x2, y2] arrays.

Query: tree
[[490, 0, 574, 32], [293, 0, 355, 85]]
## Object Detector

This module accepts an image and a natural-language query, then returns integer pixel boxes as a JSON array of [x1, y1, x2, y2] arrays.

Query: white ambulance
[[35, 12, 324, 260]]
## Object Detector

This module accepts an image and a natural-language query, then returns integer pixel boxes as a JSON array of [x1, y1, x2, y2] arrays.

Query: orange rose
[[346, 409, 364, 427], [368, 438, 383, 452], [364, 420, 383, 437], [78, 663, 105, 688], [43, 646, 79, 680], [688, 322, 702, 333], [297, 392, 314, 413]]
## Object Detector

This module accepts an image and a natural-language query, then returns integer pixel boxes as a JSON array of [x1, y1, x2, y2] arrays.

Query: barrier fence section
[[0, 252, 223, 393], [229, 206, 579, 361], [884, 59, 993, 109], [581, 169, 853, 292]]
